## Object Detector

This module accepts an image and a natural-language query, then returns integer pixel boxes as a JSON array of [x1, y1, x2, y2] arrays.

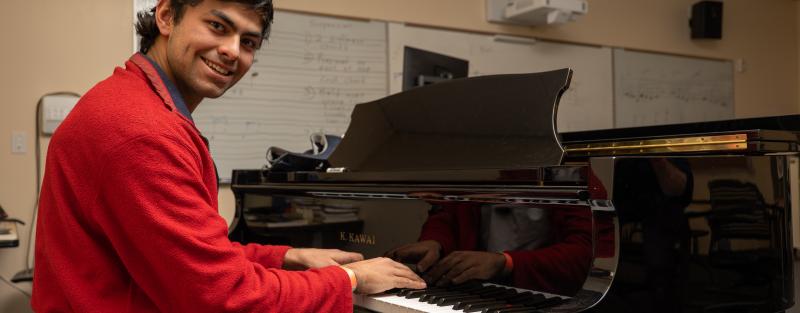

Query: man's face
[[165, 0, 264, 102]]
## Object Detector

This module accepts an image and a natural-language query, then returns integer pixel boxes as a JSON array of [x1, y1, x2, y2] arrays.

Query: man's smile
[[201, 56, 233, 76]]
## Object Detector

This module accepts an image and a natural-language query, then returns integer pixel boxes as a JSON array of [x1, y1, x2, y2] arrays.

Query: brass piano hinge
[[564, 134, 748, 156]]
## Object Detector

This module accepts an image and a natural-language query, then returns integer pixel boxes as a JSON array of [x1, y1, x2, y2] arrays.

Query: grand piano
[[229, 69, 796, 313]]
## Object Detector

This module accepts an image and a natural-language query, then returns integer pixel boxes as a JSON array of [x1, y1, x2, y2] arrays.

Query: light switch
[[11, 131, 26, 154]]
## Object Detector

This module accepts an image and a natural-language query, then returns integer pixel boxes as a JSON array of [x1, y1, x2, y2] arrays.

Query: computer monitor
[[402, 46, 469, 91]]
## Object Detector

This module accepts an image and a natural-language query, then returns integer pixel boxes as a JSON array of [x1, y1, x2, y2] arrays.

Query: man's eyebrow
[[211, 9, 263, 40]]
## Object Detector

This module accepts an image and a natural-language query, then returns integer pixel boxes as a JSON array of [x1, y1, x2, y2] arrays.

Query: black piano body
[[229, 69, 796, 312]]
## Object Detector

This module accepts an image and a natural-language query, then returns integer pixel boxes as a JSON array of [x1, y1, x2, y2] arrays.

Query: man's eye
[[242, 39, 257, 49], [209, 21, 224, 31]]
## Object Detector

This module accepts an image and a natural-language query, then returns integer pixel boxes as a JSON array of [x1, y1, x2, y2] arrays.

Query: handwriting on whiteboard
[[614, 49, 733, 128], [193, 11, 388, 180]]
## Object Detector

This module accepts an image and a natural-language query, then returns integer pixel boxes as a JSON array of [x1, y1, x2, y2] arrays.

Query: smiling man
[[31, 0, 424, 312]]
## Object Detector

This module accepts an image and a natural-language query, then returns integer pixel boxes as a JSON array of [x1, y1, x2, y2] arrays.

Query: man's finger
[[317, 258, 340, 267], [389, 261, 426, 283], [417, 249, 438, 272], [451, 267, 479, 285], [446, 257, 472, 280], [435, 262, 465, 287], [333, 251, 364, 264], [392, 267, 427, 285], [427, 252, 462, 282], [395, 277, 427, 290]]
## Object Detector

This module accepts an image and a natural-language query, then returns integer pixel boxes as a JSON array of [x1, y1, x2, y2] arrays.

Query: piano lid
[[327, 69, 573, 172]]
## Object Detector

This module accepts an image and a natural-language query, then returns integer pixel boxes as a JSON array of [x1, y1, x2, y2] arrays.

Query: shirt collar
[[129, 53, 194, 122]]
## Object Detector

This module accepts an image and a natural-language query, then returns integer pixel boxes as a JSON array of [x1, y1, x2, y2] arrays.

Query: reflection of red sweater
[[32, 54, 351, 313], [418, 203, 592, 295]]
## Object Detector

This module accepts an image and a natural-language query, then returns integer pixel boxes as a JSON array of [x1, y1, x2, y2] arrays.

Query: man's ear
[[154, 0, 174, 36]]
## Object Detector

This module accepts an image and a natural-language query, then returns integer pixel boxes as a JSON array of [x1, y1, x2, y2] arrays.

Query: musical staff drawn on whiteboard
[[614, 49, 734, 128]]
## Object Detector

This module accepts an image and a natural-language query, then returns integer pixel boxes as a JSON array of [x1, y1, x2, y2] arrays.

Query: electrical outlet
[[11, 131, 26, 154]]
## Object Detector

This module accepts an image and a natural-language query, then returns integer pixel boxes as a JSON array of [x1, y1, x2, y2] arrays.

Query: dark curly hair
[[135, 0, 274, 53]]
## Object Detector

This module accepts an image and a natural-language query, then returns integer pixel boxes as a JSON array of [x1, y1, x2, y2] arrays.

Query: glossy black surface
[[589, 156, 794, 313], [562, 114, 800, 143], [231, 154, 795, 312]]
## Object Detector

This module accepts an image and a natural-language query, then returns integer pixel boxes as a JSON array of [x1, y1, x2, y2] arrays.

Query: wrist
[[340, 266, 357, 292], [501, 252, 513, 275], [283, 248, 303, 270]]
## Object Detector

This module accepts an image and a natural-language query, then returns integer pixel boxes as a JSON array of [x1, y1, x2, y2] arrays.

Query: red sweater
[[32, 54, 352, 313]]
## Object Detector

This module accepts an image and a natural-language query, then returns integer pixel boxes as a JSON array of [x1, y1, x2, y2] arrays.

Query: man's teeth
[[204, 59, 230, 75]]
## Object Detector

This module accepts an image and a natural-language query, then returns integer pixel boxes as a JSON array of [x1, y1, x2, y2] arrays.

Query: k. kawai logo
[[339, 232, 376, 245]]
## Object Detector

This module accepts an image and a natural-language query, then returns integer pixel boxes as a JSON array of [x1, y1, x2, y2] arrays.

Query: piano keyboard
[[354, 282, 568, 313]]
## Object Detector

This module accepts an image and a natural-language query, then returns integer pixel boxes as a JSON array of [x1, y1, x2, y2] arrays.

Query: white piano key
[[355, 293, 463, 313]]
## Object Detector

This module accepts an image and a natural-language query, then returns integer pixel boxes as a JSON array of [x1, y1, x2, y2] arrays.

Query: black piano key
[[496, 307, 544, 313], [419, 291, 463, 302], [454, 299, 498, 310], [484, 305, 528, 313], [463, 301, 508, 312], [481, 288, 517, 299], [425, 294, 457, 304], [481, 303, 524, 313], [384, 288, 402, 295], [403, 289, 427, 299], [528, 296, 566, 309], [517, 298, 548, 307], [398, 287, 446, 297], [505, 292, 546, 305], [449, 284, 487, 294], [447, 281, 483, 292], [476, 289, 509, 298], [472, 286, 503, 296], [436, 295, 482, 306], [491, 291, 523, 301], [479, 304, 514, 313]]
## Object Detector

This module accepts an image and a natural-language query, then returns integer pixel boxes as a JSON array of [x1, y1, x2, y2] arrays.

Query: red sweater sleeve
[[418, 203, 481, 254], [93, 134, 352, 313], [231, 242, 291, 269]]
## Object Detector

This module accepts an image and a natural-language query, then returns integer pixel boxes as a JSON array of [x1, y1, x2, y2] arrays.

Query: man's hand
[[343, 257, 426, 294], [384, 240, 442, 272], [425, 251, 505, 286], [283, 248, 364, 270]]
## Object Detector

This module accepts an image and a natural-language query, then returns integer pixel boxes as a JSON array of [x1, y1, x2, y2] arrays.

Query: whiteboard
[[388, 23, 614, 133], [193, 11, 388, 181], [613, 49, 734, 128]]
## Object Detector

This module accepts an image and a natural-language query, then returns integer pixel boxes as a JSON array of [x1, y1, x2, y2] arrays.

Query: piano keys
[[354, 283, 570, 313], [229, 69, 796, 312]]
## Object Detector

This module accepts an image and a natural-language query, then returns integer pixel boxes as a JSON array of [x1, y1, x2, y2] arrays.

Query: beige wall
[[0, 0, 133, 310], [0, 0, 798, 310]]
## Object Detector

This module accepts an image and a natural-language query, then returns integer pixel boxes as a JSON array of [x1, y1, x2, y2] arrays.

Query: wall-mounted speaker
[[690, 1, 723, 39]]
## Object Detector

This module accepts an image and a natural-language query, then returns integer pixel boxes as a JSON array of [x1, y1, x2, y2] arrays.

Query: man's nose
[[219, 36, 240, 62]]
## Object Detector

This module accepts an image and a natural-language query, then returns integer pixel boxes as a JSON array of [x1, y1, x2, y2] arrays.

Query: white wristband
[[340, 266, 357, 292]]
